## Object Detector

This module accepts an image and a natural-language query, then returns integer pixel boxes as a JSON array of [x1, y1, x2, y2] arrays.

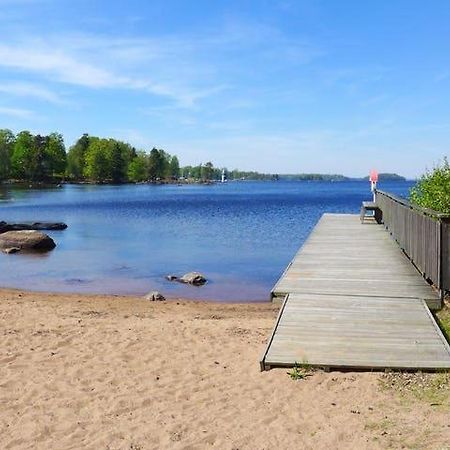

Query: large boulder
[[0, 230, 56, 251], [180, 272, 207, 286]]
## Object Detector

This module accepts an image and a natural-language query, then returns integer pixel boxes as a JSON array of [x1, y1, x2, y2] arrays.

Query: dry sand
[[1, 289, 450, 450]]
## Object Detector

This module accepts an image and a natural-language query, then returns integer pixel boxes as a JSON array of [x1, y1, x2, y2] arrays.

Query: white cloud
[[0, 20, 321, 109], [0, 81, 63, 103], [0, 106, 34, 118], [0, 38, 227, 107], [0, 42, 122, 88]]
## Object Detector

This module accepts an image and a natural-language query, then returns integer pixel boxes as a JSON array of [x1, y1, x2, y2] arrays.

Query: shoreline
[[0, 286, 271, 304], [1, 288, 450, 449]]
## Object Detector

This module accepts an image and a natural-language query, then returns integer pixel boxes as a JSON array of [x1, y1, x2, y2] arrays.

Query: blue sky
[[0, 0, 449, 177]]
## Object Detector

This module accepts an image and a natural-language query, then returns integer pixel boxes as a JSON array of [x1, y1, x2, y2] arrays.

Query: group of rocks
[[145, 271, 207, 301], [0, 220, 207, 302], [0, 222, 67, 254]]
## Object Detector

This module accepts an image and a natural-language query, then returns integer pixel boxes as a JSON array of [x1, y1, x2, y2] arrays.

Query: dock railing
[[375, 190, 450, 296]]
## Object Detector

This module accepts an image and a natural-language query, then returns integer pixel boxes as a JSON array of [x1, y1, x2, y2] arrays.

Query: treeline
[[66, 134, 181, 183], [0, 130, 409, 184], [0, 129, 276, 183], [0, 129, 66, 182], [280, 173, 407, 181], [180, 164, 275, 181], [280, 174, 349, 181]]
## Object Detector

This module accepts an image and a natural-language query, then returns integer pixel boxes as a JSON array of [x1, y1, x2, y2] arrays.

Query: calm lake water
[[0, 180, 414, 301]]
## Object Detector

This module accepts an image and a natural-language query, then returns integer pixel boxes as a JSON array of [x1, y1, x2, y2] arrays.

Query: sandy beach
[[1, 289, 450, 450]]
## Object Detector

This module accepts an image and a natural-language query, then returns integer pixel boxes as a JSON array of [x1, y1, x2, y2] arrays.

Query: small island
[[361, 173, 406, 181]]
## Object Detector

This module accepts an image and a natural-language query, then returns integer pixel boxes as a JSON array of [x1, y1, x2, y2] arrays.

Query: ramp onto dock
[[261, 214, 450, 371]]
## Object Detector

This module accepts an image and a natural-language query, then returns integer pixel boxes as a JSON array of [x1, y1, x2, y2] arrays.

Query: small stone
[[145, 291, 166, 301], [166, 275, 177, 281]]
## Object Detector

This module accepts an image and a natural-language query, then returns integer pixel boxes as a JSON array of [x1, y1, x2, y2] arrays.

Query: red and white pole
[[370, 170, 378, 202]]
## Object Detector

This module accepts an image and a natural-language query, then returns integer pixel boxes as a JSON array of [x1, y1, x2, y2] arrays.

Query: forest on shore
[[0, 129, 275, 183], [0, 129, 407, 184]]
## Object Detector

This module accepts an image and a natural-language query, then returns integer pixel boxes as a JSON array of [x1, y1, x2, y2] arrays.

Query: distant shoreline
[[0, 173, 410, 188]]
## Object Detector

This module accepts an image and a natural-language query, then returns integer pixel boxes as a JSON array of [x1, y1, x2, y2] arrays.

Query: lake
[[0, 180, 414, 301]]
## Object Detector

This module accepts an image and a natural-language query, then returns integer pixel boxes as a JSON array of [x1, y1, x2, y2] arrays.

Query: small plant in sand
[[288, 361, 312, 380]]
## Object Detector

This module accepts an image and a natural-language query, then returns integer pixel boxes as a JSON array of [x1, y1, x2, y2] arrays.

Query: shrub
[[410, 158, 450, 214]]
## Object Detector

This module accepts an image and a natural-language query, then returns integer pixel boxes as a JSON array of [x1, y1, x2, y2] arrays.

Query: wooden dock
[[261, 214, 450, 371]]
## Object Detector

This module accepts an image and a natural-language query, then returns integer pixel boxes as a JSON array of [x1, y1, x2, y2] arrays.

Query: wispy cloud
[[0, 81, 63, 104], [0, 106, 34, 118], [0, 41, 122, 88], [0, 37, 229, 107], [0, 20, 321, 109]]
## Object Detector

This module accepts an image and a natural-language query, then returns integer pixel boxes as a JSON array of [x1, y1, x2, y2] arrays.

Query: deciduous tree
[[0, 129, 15, 181], [67, 134, 90, 179], [11, 130, 34, 180]]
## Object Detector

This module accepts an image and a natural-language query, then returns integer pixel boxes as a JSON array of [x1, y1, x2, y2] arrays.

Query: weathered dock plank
[[261, 214, 450, 371], [272, 214, 441, 309]]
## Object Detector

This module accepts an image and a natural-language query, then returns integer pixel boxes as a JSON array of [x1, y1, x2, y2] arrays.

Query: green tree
[[30, 134, 49, 181], [83, 138, 110, 182], [148, 148, 166, 180], [168, 155, 180, 179], [108, 140, 126, 183], [11, 130, 34, 180], [128, 152, 148, 182], [0, 129, 15, 181], [410, 158, 450, 214], [201, 161, 214, 181], [113, 140, 137, 179], [185, 164, 202, 179], [46, 132, 66, 178], [67, 134, 90, 179], [157, 149, 171, 178]]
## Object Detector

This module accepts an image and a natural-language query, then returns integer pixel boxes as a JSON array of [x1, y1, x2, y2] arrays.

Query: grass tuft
[[287, 361, 313, 380]]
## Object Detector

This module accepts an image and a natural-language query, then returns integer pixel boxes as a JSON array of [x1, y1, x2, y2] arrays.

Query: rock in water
[[0, 230, 56, 251], [13, 222, 68, 231], [0, 222, 68, 232], [166, 275, 178, 281], [180, 272, 207, 286], [145, 291, 166, 301]]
